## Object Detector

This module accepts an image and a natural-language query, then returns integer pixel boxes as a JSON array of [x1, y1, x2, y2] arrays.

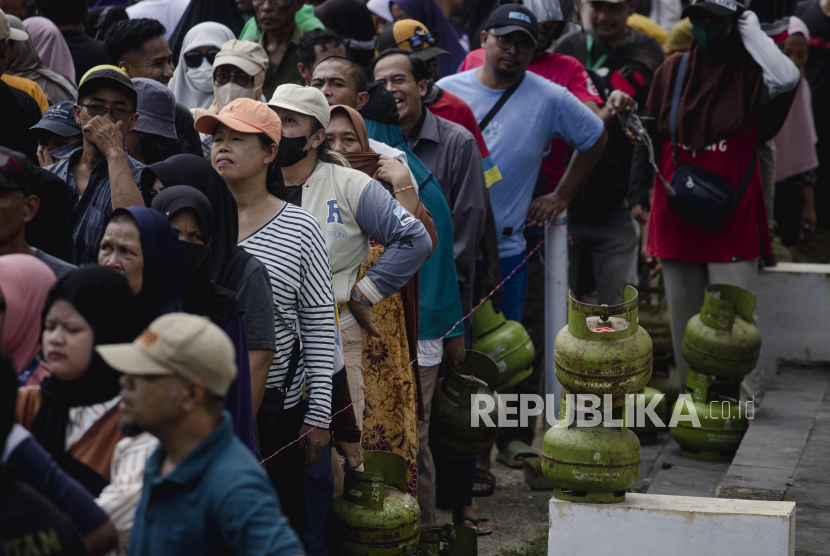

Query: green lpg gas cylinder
[[670, 397, 749, 461], [624, 386, 668, 445], [639, 301, 673, 375], [554, 286, 653, 408], [683, 284, 761, 380], [329, 451, 421, 556], [431, 351, 502, 459], [472, 299, 535, 391], [417, 524, 477, 556], [541, 408, 640, 503]]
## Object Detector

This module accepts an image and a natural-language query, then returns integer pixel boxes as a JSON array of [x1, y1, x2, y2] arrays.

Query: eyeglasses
[[488, 32, 536, 54], [183, 48, 221, 69], [396, 30, 440, 52], [213, 68, 254, 87], [80, 104, 135, 121]]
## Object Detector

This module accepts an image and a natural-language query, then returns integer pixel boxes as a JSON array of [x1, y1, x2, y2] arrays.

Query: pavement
[[458, 365, 830, 555]]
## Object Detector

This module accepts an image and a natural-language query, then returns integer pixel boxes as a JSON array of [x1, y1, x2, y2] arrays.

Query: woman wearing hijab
[[314, 0, 378, 68], [97, 206, 182, 335], [326, 105, 436, 496], [192, 39, 269, 158], [23, 17, 76, 85], [168, 22, 237, 111], [139, 154, 276, 415], [642, 1, 799, 400], [6, 16, 77, 105], [0, 255, 56, 387], [195, 98, 336, 538], [168, 0, 245, 63], [16, 266, 158, 554], [152, 186, 256, 453]]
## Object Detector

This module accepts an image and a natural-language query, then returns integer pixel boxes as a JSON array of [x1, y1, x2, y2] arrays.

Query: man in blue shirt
[[98, 313, 304, 556], [437, 4, 607, 322]]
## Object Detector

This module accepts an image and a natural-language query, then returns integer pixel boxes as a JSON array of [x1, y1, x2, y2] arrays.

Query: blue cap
[[30, 101, 82, 138]]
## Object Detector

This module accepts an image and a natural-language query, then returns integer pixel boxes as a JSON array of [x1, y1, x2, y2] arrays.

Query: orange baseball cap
[[194, 98, 282, 145]]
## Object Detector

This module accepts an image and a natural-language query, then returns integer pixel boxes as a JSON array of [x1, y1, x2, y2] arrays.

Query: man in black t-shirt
[[37, 0, 106, 84]]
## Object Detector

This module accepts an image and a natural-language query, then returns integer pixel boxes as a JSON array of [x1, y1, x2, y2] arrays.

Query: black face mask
[[178, 241, 210, 277], [277, 134, 310, 167]]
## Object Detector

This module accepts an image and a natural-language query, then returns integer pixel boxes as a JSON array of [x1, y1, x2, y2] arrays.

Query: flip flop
[[496, 440, 539, 469], [456, 517, 493, 536], [472, 468, 496, 497]]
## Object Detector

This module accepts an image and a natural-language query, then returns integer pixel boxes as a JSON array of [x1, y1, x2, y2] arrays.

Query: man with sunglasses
[[104, 19, 203, 158], [44, 66, 145, 265]]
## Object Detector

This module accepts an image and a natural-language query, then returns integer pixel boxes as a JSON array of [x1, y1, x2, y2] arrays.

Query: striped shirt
[[96, 433, 158, 556], [240, 202, 335, 428]]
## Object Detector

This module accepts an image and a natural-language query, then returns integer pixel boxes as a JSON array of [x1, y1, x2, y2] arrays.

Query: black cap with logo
[[485, 5, 539, 43], [77, 66, 138, 109], [682, 0, 745, 19], [0, 149, 34, 196]]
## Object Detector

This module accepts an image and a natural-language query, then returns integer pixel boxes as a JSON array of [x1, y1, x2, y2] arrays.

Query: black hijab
[[31, 267, 135, 479], [152, 186, 242, 327], [114, 207, 183, 334], [314, 0, 377, 68], [168, 0, 245, 62], [142, 154, 252, 292]]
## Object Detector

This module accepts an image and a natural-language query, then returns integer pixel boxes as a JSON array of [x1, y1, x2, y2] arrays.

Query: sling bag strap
[[478, 74, 525, 132], [669, 52, 757, 199], [278, 337, 302, 400]]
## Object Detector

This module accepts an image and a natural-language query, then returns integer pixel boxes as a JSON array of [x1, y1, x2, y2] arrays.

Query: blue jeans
[[499, 253, 528, 323], [304, 445, 333, 555]]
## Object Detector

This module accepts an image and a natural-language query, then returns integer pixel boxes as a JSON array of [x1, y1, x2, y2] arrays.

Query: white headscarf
[[168, 22, 236, 110]]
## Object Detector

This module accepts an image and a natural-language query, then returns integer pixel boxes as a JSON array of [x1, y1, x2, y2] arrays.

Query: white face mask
[[187, 61, 215, 94], [214, 82, 257, 108]]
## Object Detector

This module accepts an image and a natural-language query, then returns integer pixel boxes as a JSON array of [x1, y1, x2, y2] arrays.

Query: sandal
[[456, 517, 493, 536], [472, 468, 496, 497], [495, 440, 539, 469]]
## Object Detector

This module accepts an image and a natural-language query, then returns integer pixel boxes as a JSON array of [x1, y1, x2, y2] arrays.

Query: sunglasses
[[396, 30, 440, 52], [213, 68, 254, 88], [688, 11, 732, 25], [183, 48, 221, 69]]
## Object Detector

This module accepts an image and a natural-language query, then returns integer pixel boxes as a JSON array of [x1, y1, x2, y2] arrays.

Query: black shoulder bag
[[665, 52, 757, 229], [259, 338, 302, 428], [478, 75, 524, 131]]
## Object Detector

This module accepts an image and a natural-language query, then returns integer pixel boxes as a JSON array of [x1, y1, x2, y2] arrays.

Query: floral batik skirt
[[360, 243, 420, 496]]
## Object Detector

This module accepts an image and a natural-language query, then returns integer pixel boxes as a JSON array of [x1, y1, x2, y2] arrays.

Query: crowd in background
[[0, 0, 825, 554]]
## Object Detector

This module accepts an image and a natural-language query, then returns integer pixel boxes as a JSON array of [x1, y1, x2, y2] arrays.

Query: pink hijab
[[0, 255, 56, 386], [24, 17, 76, 85], [773, 16, 819, 181]]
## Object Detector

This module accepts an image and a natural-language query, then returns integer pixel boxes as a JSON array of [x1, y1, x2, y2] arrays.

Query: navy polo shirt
[[128, 412, 304, 556]]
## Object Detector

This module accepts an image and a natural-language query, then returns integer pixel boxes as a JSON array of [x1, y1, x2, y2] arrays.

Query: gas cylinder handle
[[342, 466, 385, 510], [700, 284, 756, 332], [567, 285, 640, 341], [363, 451, 409, 494]]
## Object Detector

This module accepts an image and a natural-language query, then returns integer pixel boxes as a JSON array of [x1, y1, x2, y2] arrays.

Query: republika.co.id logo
[[469, 393, 754, 428]]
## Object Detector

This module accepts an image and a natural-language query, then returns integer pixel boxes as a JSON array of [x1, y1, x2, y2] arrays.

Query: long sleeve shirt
[[240, 202, 335, 428]]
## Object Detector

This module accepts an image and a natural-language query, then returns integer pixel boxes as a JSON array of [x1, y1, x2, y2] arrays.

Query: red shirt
[[648, 117, 771, 262], [459, 49, 602, 187], [426, 88, 491, 159]]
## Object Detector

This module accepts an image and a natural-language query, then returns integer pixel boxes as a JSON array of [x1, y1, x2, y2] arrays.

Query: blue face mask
[[691, 21, 732, 50]]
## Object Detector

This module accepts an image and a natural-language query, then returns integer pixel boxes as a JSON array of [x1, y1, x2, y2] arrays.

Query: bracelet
[[393, 185, 416, 196]]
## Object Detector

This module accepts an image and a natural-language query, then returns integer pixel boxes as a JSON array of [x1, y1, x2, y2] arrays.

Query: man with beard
[[102, 314, 305, 556]]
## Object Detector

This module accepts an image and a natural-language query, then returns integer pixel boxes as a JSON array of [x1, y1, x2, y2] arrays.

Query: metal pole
[[545, 212, 568, 427]]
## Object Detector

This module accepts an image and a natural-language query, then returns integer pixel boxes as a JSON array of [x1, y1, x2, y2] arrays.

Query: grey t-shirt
[[235, 255, 276, 351], [34, 249, 76, 279]]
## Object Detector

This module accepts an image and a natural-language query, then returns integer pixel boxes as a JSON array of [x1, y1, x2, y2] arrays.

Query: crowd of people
[[0, 0, 825, 553]]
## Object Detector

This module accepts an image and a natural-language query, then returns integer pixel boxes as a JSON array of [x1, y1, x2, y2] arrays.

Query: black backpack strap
[[279, 337, 302, 397], [736, 150, 758, 201], [478, 74, 525, 132], [669, 52, 690, 167]]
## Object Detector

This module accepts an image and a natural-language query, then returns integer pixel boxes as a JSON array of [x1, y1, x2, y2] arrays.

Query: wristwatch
[[350, 287, 373, 307]]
